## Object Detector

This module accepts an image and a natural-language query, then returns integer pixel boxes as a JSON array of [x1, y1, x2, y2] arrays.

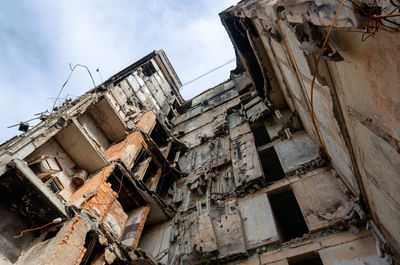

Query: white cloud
[[0, 0, 238, 143]]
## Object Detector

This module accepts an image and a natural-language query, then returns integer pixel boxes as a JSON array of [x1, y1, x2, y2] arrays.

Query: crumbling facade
[[0, 1, 399, 264]]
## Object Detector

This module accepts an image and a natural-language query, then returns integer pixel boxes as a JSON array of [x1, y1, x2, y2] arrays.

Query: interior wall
[[25, 138, 77, 202]]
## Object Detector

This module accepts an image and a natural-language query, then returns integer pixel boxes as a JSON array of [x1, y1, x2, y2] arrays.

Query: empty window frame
[[251, 123, 271, 147], [107, 167, 146, 212], [131, 148, 149, 176], [141, 160, 159, 189], [268, 189, 308, 242], [47, 177, 64, 194], [141, 61, 157, 77], [27, 155, 62, 182], [259, 147, 285, 182], [167, 109, 175, 120], [166, 142, 179, 163], [150, 122, 169, 148]]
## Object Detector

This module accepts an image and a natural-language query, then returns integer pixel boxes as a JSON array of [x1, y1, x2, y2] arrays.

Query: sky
[[0, 0, 238, 143]]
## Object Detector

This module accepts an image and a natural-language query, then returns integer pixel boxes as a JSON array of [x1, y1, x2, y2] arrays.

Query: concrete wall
[[220, 0, 400, 258], [319, 236, 388, 265]]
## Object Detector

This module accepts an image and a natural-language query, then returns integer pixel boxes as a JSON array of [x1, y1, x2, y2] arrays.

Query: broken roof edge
[[0, 50, 182, 154], [100, 49, 184, 103]]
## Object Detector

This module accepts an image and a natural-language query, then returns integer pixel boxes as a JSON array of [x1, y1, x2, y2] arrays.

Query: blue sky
[[0, 0, 237, 143]]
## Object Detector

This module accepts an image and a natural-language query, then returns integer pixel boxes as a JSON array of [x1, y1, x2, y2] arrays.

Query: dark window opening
[[131, 148, 149, 175], [269, 189, 308, 242], [289, 253, 324, 265], [167, 143, 178, 163], [150, 122, 168, 148], [156, 170, 176, 197], [142, 160, 159, 189], [172, 99, 179, 109], [141, 61, 156, 77], [157, 144, 179, 196], [259, 147, 285, 182], [131, 147, 152, 183], [251, 123, 271, 147], [167, 109, 175, 120], [108, 168, 146, 212]]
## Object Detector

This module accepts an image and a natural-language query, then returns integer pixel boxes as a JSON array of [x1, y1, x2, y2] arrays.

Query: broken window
[[167, 142, 179, 163], [156, 163, 178, 198], [167, 108, 175, 120], [268, 189, 308, 242], [150, 121, 169, 148], [259, 147, 285, 182], [47, 177, 63, 194], [27, 155, 62, 182], [142, 160, 159, 189], [131, 148, 149, 176], [141, 61, 157, 77], [288, 253, 324, 265], [172, 99, 184, 114], [251, 123, 271, 147], [107, 167, 146, 212]]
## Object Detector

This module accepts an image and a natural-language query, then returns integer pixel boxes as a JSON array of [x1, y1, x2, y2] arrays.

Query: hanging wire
[[181, 58, 235, 88], [50, 64, 96, 115]]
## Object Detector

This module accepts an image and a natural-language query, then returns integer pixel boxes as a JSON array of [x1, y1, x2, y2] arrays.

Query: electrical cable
[[310, 0, 348, 158], [181, 58, 235, 88], [14, 217, 68, 238], [50, 64, 96, 116]]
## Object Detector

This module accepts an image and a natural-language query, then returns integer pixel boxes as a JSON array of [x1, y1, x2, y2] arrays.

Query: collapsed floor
[[0, 1, 400, 264]]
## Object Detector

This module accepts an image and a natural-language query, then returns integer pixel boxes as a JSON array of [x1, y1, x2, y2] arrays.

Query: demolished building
[[0, 0, 399, 264]]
